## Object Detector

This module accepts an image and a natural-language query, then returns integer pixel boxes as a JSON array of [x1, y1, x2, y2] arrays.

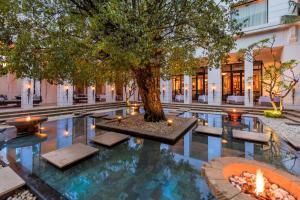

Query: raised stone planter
[[201, 157, 300, 200], [96, 114, 197, 144]]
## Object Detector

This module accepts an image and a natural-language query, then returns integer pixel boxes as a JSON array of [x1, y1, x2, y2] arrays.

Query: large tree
[[0, 0, 241, 121]]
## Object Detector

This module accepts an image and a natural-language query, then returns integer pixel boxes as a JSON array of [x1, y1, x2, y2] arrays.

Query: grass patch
[[264, 110, 282, 118]]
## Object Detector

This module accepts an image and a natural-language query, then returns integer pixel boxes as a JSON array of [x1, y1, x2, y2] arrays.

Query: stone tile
[[230, 192, 255, 200], [42, 143, 99, 168], [232, 130, 270, 143], [194, 125, 223, 136], [0, 167, 25, 196], [208, 179, 241, 200], [90, 132, 129, 147], [90, 113, 108, 119], [284, 135, 300, 149]]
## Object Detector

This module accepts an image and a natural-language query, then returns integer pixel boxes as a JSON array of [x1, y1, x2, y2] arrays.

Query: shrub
[[264, 110, 282, 118]]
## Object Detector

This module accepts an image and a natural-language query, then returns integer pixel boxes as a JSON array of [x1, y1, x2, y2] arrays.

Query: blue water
[[0, 108, 299, 200]]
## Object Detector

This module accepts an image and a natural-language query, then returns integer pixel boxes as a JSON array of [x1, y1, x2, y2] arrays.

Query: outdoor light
[[233, 109, 236, 112], [247, 82, 251, 103], [117, 115, 122, 123], [2, 62, 7, 68], [212, 83, 216, 100], [91, 124, 95, 129], [111, 86, 115, 99], [162, 85, 166, 100], [26, 116, 31, 122], [292, 87, 295, 105], [167, 119, 173, 126], [184, 84, 188, 98], [26, 82, 32, 104], [91, 86, 95, 100], [221, 139, 228, 144], [65, 85, 69, 101]]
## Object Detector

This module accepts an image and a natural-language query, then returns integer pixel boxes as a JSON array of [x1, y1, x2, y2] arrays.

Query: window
[[234, 0, 267, 28]]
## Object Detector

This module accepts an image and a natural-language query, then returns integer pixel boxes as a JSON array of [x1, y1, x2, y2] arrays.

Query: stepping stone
[[102, 116, 117, 120], [232, 130, 270, 143], [285, 122, 300, 126], [194, 125, 223, 136], [42, 143, 99, 168], [90, 132, 129, 147], [284, 136, 300, 150], [0, 167, 25, 196], [90, 113, 108, 118]]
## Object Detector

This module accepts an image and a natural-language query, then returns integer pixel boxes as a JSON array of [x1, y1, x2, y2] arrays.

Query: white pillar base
[[244, 51, 254, 107], [57, 82, 73, 107], [184, 75, 192, 104], [105, 83, 116, 102], [87, 86, 96, 104], [160, 79, 172, 103], [21, 78, 33, 109], [208, 67, 222, 105]]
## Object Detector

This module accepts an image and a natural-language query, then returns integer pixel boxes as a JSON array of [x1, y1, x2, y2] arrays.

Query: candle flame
[[255, 169, 265, 195], [26, 116, 31, 121]]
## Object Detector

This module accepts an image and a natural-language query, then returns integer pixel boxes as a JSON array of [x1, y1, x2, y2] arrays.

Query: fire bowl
[[130, 103, 141, 110], [7, 116, 48, 134], [225, 109, 243, 122], [201, 157, 300, 200]]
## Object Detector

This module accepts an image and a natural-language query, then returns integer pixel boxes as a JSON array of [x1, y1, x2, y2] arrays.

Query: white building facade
[[164, 0, 300, 108]]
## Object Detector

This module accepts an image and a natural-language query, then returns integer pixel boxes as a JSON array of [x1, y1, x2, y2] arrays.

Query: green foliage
[[264, 110, 282, 118], [238, 36, 300, 111], [281, 1, 300, 24], [0, 0, 242, 85]]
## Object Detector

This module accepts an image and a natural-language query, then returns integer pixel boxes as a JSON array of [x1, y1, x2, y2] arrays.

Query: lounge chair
[[198, 95, 208, 103], [226, 95, 244, 105]]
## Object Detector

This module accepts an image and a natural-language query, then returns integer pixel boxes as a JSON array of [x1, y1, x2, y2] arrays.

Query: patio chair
[[227, 95, 244, 105], [258, 96, 280, 106]]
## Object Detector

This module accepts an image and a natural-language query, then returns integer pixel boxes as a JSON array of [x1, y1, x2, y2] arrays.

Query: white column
[[34, 79, 41, 96], [105, 83, 116, 102], [160, 79, 172, 103], [184, 75, 192, 104], [21, 78, 33, 109], [57, 82, 73, 107], [208, 67, 222, 105], [87, 86, 96, 104], [281, 27, 300, 108], [244, 51, 254, 107]]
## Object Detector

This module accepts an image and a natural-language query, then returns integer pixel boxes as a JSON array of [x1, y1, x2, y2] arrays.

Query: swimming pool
[[0, 108, 299, 200]]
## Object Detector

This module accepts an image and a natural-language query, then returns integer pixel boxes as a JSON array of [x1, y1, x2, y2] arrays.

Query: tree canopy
[[0, 0, 241, 85]]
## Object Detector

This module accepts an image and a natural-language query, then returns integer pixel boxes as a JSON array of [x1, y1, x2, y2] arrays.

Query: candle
[[117, 116, 122, 123], [167, 119, 173, 126]]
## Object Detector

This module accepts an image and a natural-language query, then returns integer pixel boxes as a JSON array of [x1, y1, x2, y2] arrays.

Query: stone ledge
[[201, 157, 300, 200], [96, 115, 197, 144]]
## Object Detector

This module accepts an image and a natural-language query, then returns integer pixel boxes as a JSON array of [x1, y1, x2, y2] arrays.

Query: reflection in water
[[0, 111, 299, 200], [57, 118, 73, 149]]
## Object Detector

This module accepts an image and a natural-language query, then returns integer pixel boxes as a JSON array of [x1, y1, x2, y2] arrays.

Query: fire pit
[[202, 157, 300, 200], [7, 116, 48, 134]]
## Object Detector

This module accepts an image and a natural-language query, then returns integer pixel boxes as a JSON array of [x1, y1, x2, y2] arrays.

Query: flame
[[233, 109, 236, 112], [255, 169, 265, 195], [64, 130, 69, 137], [26, 116, 31, 121]]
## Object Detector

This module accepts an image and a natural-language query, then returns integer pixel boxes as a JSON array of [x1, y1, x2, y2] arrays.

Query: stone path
[[0, 167, 25, 196], [232, 129, 270, 143], [243, 114, 300, 139], [90, 132, 129, 147], [194, 125, 223, 136], [42, 143, 99, 168]]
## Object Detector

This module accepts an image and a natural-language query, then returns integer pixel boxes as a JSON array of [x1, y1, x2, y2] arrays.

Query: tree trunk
[[134, 67, 165, 122]]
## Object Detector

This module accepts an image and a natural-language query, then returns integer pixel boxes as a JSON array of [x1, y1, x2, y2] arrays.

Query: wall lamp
[[65, 85, 69, 101], [26, 82, 32, 104], [212, 83, 216, 100], [184, 84, 188, 98], [91, 86, 96, 100], [247, 82, 251, 103], [162, 85, 166, 100], [111, 86, 115, 98]]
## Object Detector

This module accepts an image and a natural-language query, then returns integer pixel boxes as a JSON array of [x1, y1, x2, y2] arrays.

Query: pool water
[[0, 108, 299, 200]]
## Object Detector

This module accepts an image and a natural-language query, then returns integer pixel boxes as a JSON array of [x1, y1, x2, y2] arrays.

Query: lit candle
[[117, 116, 122, 123], [167, 119, 173, 126]]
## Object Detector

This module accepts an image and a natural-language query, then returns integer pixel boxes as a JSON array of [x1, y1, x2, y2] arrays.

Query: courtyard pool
[[0, 108, 299, 200]]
